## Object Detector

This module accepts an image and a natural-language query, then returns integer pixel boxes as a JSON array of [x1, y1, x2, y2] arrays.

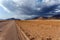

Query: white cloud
[[0, 4, 11, 13], [15, 15, 38, 20], [44, 0, 60, 6], [12, 15, 18, 18], [0, 0, 3, 4]]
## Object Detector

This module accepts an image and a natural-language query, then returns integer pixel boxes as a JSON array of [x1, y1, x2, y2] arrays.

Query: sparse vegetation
[[16, 20, 60, 40]]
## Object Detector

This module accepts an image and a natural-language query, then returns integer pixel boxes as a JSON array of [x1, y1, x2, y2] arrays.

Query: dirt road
[[0, 20, 19, 40], [0, 20, 30, 40]]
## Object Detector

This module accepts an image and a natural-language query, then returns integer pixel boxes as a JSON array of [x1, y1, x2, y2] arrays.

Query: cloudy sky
[[0, 0, 60, 20]]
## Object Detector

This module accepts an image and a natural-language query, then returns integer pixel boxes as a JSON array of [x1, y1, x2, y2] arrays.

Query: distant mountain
[[6, 18, 20, 20], [52, 14, 60, 19], [25, 16, 50, 20]]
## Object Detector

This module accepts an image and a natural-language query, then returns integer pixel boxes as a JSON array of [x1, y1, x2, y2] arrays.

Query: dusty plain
[[0, 20, 60, 40]]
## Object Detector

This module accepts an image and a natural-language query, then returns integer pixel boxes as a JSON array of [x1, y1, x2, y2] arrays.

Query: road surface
[[0, 20, 19, 40]]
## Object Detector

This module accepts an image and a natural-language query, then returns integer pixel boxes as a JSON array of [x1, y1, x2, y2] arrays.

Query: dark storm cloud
[[0, 0, 60, 20]]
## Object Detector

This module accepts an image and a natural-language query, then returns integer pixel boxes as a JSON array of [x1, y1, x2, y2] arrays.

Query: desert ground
[[16, 20, 60, 40], [0, 20, 60, 40]]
